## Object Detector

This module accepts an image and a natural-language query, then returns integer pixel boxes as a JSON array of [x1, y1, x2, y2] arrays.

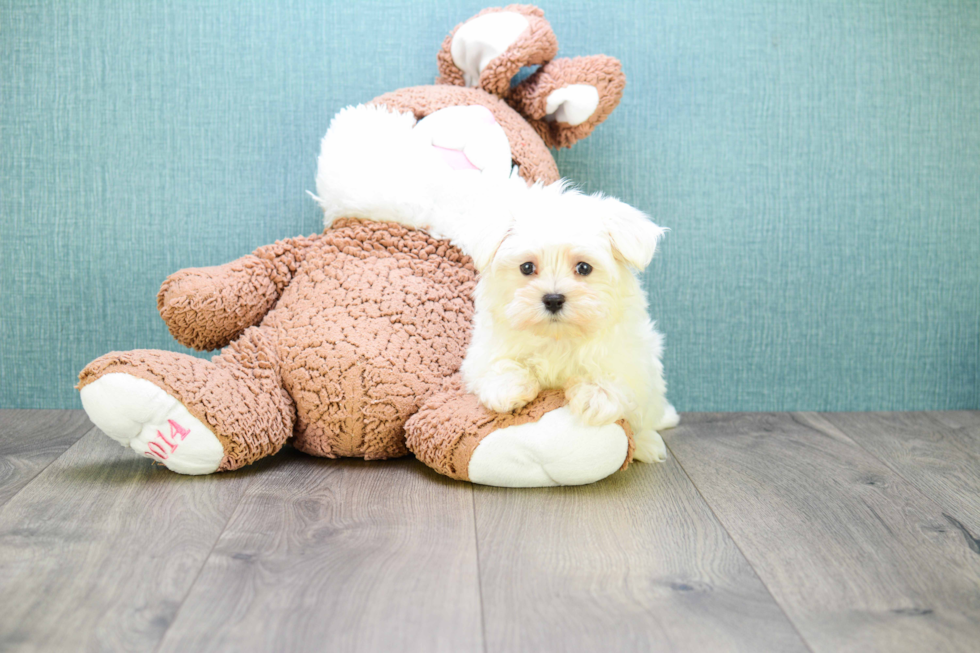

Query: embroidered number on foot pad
[[144, 419, 191, 461]]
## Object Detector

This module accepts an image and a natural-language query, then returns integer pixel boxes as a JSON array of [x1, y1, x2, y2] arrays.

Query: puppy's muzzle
[[542, 293, 565, 314]]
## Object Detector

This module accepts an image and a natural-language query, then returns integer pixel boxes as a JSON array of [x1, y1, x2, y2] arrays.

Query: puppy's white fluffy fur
[[461, 182, 679, 463]]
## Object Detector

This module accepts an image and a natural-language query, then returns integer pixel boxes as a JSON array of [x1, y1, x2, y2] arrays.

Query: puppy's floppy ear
[[467, 221, 512, 273], [600, 197, 666, 270], [432, 172, 522, 273]]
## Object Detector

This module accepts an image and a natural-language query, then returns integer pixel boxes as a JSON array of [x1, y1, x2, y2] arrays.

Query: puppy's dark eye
[[520, 262, 536, 275], [575, 262, 593, 276]]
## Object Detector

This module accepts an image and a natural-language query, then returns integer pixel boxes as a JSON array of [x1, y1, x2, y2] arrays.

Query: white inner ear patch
[[544, 84, 600, 126], [451, 11, 530, 87]]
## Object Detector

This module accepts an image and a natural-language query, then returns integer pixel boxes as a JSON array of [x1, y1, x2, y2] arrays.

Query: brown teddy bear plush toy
[[78, 4, 642, 487]]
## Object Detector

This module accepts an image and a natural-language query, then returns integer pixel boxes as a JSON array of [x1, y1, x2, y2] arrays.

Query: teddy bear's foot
[[80, 373, 224, 475], [467, 406, 628, 487]]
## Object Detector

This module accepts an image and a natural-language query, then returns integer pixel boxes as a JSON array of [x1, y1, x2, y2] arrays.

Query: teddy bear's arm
[[156, 235, 319, 351]]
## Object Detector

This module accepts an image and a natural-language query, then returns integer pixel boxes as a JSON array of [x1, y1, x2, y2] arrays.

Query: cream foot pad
[[467, 406, 628, 487], [80, 373, 224, 475]]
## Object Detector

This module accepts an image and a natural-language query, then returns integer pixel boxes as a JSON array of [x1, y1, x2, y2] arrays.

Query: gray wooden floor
[[1, 411, 979, 652]]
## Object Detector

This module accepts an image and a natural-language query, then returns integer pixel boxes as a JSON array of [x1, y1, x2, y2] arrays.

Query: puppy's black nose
[[542, 293, 565, 314]]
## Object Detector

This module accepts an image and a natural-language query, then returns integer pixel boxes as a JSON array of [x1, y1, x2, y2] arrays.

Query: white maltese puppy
[[461, 181, 679, 463]]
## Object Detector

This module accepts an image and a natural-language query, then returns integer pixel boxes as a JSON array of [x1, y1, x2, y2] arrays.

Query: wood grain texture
[[155, 451, 483, 653], [5, 410, 980, 652], [0, 410, 93, 508], [472, 455, 808, 653], [665, 412, 980, 653], [823, 412, 980, 534], [0, 429, 258, 653]]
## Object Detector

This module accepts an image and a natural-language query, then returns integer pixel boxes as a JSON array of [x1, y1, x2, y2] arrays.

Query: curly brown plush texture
[[510, 55, 627, 149], [370, 85, 559, 184], [405, 380, 635, 481], [157, 238, 311, 351], [436, 4, 558, 98], [80, 219, 478, 469]]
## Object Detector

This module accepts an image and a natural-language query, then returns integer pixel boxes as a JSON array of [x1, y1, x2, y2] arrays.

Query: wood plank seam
[[803, 412, 980, 546], [470, 489, 489, 653], [150, 473, 258, 653], [150, 455, 485, 652], [663, 439, 818, 653], [923, 411, 980, 535], [817, 411, 980, 556], [0, 425, 97, 511], [665, 412, 980, 651]]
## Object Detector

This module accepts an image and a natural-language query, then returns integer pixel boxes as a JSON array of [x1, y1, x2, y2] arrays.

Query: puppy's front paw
[[476, 369, 541, 414], [565, 382, 626, 426]]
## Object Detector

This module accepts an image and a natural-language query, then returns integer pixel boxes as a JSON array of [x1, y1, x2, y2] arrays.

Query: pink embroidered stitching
[[145, 420, 190, 461]]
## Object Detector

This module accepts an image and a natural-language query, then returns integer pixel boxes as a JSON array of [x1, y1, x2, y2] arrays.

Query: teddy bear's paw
[[633, 430, 668, 464], [80, 373, 224, 475], [467, 407, 628, 487]]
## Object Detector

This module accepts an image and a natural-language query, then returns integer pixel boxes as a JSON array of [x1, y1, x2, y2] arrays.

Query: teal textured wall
[[2, 1, 978, 411]]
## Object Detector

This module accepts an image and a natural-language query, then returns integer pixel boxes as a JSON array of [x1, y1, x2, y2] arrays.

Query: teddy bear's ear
[[510, 55, 626, 149], [599, 195, 666, 271], [436, 5, 558, 98]]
